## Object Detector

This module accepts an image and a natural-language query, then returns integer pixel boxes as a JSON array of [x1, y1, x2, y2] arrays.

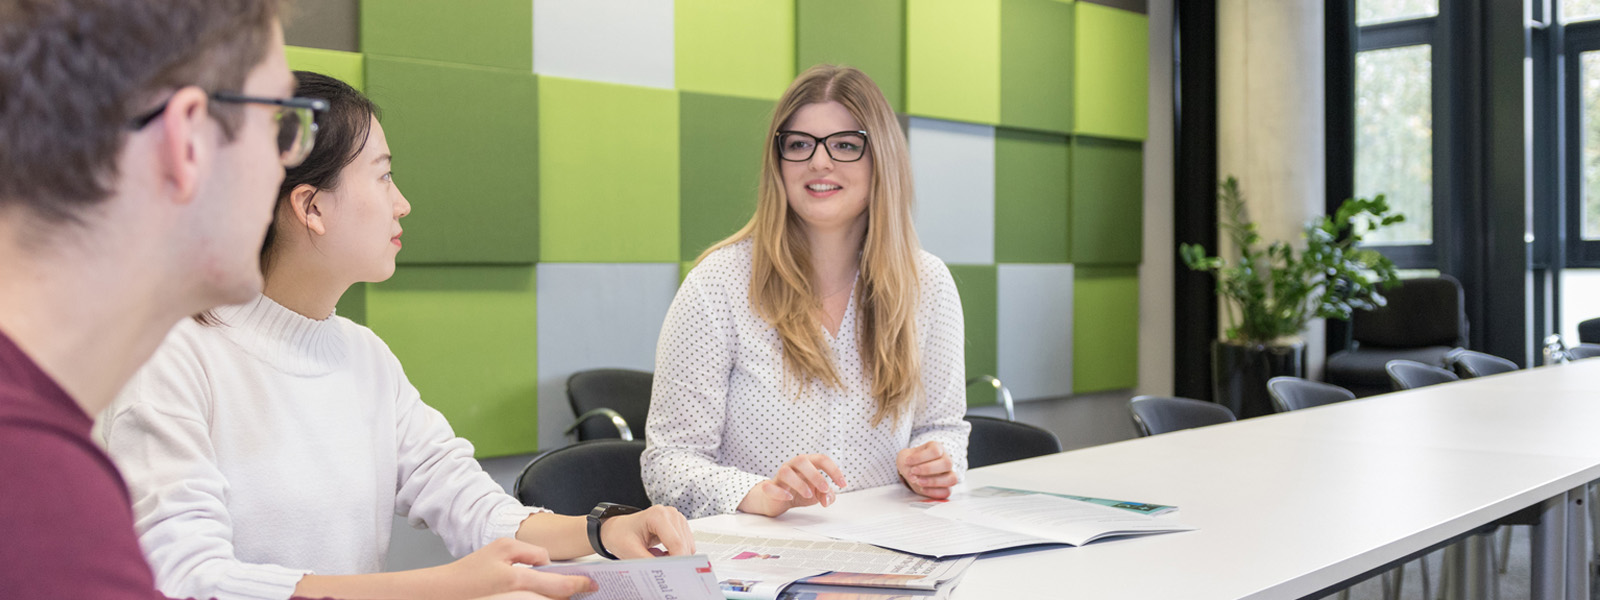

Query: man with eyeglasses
[[0, 2, 522, 599]]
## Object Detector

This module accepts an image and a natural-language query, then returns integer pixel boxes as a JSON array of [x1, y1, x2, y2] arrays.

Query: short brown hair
[[0, 0, 284, 224]]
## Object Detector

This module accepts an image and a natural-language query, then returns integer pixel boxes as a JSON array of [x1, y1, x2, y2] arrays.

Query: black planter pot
[[1211, 340, 1306, 419]]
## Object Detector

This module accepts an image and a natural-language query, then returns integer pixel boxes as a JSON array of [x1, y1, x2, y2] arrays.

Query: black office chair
[[1569, 344, 1600, 360], [1326, 276, 1468, 397], [566, 369, 653, 441], [1446, 349, 1519, 379], [964, 415, 1062, 469], [1128, 396, 1236, 437], [1265, 377, 1355, 413], [513, 439, 652, 516], [1579, 318, 1600, 345], [1385, 359, 1459, 391]]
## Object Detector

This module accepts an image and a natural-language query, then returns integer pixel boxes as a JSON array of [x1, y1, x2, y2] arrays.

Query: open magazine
[[800, 493, 1195, 558], [696, 531, 975, 600], [909, 485, 1178, 516], [535, 554, 722, 600]]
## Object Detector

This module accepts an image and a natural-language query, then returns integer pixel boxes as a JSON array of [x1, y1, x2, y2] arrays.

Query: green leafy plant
[[1180, 176, 1405, 345]]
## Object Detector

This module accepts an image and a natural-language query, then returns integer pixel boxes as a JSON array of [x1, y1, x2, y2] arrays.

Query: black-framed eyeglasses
[[129, 91, 329, 168], [775, 130, 870, 163]]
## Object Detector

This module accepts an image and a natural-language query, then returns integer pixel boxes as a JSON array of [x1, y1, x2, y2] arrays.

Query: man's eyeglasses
[[775, 130, 870, 163], [129, 91, 329, 168]]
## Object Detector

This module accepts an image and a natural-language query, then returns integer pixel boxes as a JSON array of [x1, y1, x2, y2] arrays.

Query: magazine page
[[535, 554, 722, 600], [924, 493, 1195, 546], [798, 511, 1060, 558], [697, 531, 971, 594], [908, 485, 1178, 516]]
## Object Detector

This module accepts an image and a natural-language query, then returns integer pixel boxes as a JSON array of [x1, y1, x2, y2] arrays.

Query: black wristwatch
[[587, 502, 642, 560]]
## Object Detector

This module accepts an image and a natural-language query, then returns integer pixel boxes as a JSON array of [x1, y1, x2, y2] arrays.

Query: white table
[[691, 360, 1600, 599]]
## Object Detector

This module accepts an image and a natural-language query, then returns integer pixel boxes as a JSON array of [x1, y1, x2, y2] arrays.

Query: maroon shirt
[[0, 328, 171, 599]]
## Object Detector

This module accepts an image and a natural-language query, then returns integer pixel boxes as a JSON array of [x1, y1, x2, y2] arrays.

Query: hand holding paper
[[897, 441, 956, 499]]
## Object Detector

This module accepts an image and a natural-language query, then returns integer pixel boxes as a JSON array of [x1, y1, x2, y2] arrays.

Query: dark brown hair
[[0, 0, 283, 224], [259, 70, 378, 273]]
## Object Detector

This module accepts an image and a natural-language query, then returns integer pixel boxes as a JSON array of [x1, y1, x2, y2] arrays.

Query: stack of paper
[[695, 531, 975, 600]]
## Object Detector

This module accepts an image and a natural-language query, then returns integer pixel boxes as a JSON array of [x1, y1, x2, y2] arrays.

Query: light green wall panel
[[679, 92, 769, 262], [365, 56, 539, 264], [797, 0, 906, 111], [1000, 0, 1074, 133], [1074, 2, 1149, 140], [367, 266, 539, 457], [285, 46, 364, 91], [1070, 136, 1142, 265], [995, 129, 1071, 263], [539, 77, 679, 262], [360, 0, 532, 71], [948, 265, 998, 407], [1073, 266, 1138, 393], [907, 0, 1001, 124], [675, 0, 795, 100], [335, 282, 366, 325]]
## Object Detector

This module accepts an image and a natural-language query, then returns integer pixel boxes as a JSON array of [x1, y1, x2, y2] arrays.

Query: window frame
[[1563, 20, 1600, 266]]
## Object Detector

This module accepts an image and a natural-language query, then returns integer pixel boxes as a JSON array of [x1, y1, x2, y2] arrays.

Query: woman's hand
[[897, 441, 957, 499], [430, 538, 596, 600], [737, 454, 847, 517], [598, 505, 695, 558]]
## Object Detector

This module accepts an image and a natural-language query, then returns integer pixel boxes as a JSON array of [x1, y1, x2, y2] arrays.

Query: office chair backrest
[[1385, 359, 1460, 391], [513, 439, 651, 516], [1351, 275, 1468, 349], [964, 415, 1062, 469], [1265, 377, 1356, 413], [567, 369, 653, 441], [1446, 350, 1519, 379], [1569, 344, 1600, 360], [1128, 396, 1236, 437], [1579, 318, 1600, 345]]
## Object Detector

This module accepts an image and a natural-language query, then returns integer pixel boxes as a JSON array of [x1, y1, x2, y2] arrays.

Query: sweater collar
[[212, 294, 347, 377]]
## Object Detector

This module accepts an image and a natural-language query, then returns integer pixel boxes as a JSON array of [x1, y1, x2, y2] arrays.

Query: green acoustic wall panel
[[797, 0, 906, 111], [679, 92, 770, 261], [335, 282, 367, 326], [283, 0, 358, 53], [286, 47, 364, 91], [1070, 136, 1142, 265], [676, 0, 795, 100], [1000, 0, 1074, 134], [948, 265, 998, 407], [366, 266, 539, 457], [366, 57, 538, 264], [539, 77, 679, 262], [1072, 266, 1138, 393], [995, 129, 1071, 263], [1074, 2, 1149, 140], [360, 0, 532, 71], [907, 0, 1001, 124]]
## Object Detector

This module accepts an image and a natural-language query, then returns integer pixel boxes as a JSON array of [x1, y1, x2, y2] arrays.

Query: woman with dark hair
[[99, 72, 692, 600]]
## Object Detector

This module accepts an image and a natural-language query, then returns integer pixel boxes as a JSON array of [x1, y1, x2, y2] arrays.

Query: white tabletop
[[690, 359, 1600, 599]]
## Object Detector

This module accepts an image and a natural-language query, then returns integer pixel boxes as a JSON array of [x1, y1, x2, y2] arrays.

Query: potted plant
[[1180, 176, 1404, 418]]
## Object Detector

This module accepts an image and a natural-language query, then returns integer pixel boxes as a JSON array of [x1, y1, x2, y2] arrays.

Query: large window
[[1350, 1, 1440, 262], [1566, 11, 1600, 264]]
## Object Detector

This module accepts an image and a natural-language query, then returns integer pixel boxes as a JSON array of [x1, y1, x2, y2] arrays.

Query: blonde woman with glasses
[[642, 65, 971, 519]]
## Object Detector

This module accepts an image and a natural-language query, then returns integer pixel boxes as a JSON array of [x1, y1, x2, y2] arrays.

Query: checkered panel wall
[[287, 0, 1149, 457]]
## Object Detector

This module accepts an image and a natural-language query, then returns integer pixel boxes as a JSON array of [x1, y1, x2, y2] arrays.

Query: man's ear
[[288, 184, 326, 236], [157, 86, 211, 205]]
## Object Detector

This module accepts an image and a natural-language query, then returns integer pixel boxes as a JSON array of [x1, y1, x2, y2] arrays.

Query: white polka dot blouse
[[641, 239, 972, 518]]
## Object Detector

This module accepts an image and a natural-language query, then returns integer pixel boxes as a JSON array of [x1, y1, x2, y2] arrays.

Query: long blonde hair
[[699, 64, 922, 426]]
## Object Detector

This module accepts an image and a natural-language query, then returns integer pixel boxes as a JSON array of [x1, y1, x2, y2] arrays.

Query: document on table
[[799, 493, 1195, 558], [695, 531, 975, 600], [535, 554, 722, 600]]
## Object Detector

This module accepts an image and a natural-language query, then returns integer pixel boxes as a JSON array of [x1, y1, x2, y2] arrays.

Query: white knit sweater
[[98, 294, 540, 600]]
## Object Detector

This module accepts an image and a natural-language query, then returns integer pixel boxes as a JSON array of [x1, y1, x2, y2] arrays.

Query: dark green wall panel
[[366, 266, 539, 457], [365, 56, 538, 264], [995, 129, 1071, 263], [948, 265, 998, 407], [1073, 266, 1138, 392], [1000, 0, 1074, 134], [361, 0, 531, 71], [679, 92, 770, 262], [797, 0, 907, 112], [1070, 136, 1142, 265]]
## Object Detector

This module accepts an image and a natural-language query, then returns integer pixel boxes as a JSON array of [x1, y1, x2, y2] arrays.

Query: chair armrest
[[565, 408, 634, 441], [966, 375, 1015, 421]]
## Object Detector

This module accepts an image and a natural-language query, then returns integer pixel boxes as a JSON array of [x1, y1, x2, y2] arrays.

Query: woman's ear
[[288, 184, 326, 236]]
